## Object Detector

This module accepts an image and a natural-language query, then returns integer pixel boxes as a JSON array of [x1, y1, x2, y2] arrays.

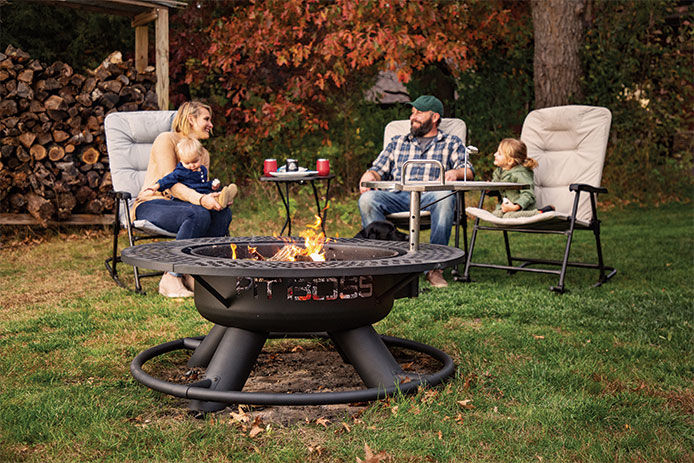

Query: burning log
[[0, 46, 159, 224]]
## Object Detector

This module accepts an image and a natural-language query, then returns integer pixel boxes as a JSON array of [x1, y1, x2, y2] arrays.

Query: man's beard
[[410, 115, 434, 137]]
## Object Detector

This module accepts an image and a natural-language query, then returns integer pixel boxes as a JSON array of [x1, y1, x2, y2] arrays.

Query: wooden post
[[132, 10, 157, 73], [155, 7, 169, 110], [135, 25, 148, 72]]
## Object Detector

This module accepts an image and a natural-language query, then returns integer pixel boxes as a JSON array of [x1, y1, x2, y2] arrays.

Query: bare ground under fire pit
[[155, 339, 441, 425]]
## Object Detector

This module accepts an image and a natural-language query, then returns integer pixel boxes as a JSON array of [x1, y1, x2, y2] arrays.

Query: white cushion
[[521, 106, 611, 222], [466, 206, 590, 229]]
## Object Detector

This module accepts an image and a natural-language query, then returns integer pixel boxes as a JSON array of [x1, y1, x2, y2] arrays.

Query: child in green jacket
[[491, 138, 554, 218]]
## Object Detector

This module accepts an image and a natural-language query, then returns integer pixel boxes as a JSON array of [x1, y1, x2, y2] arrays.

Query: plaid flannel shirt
[[369, 130, 473, 182]]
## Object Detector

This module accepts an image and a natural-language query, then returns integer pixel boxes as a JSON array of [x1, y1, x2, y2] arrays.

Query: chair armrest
[[112, 191, 133, 200], [569, 184, 607, 194]]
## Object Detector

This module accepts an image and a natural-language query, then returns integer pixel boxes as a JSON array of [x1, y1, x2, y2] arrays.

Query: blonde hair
[[176, 137, 204, 164], [498, 138, 538, 169], [172, 101, 212, 137]]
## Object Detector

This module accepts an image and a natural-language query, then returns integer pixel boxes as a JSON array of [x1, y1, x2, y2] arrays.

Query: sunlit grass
[[0, 198, 691, 462]]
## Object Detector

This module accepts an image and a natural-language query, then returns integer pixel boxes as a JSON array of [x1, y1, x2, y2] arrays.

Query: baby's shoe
[[216, 184, 238, 206], [538, 205, 555, 213]]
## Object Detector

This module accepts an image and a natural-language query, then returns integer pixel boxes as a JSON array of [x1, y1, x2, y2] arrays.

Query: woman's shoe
[[159, 273, 194, 298]]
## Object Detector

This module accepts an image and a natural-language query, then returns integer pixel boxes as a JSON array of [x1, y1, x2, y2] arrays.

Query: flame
[[300, 215, 326, 261], [229, 216, 328, 262], [267, 215, 327, 261]]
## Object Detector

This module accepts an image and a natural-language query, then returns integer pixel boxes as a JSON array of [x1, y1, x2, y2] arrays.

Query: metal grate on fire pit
[[121, 236, 464, 277]]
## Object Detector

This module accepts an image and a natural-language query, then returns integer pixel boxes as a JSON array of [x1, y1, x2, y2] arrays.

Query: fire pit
[[122, 236, 464, 412]]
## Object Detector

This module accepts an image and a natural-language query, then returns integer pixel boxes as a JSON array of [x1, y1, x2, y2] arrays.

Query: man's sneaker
[[426, 269, 448, 288]]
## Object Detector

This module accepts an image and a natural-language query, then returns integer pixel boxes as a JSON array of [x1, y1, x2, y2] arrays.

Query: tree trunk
[[531, 0, 587, 108]]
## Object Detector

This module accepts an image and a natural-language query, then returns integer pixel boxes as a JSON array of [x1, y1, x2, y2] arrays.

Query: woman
[[133, 101, 232, 297]]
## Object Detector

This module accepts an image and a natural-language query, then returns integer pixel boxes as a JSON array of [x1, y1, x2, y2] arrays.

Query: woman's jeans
[[135, 199, 232, 240], [358, 190, 456, 246]]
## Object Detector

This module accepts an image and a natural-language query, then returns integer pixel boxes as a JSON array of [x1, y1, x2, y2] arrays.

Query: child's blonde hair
[[172, 101, 212, 137], [176, 137, 204, 164], [498, 138, 538, 169]]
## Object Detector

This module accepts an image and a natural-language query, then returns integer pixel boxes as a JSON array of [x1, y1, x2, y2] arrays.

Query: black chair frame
[[104, 191, 170, 294], [462, 183, 616, 293]]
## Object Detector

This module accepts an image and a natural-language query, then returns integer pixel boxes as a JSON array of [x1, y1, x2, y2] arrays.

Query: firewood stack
[[0, 46, 159, 226]]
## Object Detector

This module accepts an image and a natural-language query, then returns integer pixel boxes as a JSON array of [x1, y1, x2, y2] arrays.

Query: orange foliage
[[183, 0, 509, 146]]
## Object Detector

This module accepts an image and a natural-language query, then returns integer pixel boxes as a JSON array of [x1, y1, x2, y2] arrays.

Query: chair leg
[[502, 230, 515, 274], [462, 192, 485, 283], [461, 217, 480, 283], [452, 192, 466, 281], [123, 200, 146, 294], [592, 223, 609, 286], [550, 229, 574, 294]]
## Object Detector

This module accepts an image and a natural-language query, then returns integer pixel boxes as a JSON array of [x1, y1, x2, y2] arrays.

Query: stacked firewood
[[0, 46, 159, 225]]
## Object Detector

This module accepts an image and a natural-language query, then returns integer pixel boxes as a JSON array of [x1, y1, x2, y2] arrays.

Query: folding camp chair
[[104, 110, 177, 293], [462, 105, 616, 292], [382, 118, 470, 276]]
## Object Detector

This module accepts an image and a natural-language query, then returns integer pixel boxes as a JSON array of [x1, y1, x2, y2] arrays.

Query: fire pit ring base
[[130, 333, 455, 408]]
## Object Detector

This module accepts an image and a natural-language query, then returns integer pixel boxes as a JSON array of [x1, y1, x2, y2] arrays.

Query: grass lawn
[[0, 188, 691, 463]]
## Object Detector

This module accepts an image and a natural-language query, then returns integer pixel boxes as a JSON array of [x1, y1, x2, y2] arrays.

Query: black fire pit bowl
[[122, 237, 464, 411]]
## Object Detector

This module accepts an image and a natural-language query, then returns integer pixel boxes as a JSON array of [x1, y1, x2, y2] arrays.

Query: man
[[358, 95, 473, 288]]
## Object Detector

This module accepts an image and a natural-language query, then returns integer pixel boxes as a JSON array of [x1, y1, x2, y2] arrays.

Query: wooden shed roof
[[26, 0, 186, 17]]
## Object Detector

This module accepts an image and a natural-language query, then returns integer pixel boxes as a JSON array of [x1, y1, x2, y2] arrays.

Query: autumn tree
[[179, 0, 509, 179]]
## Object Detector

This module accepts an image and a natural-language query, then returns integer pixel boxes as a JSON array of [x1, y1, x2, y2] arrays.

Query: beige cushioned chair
[[104, 110, 177, 293], [463, 105, 616, 292]]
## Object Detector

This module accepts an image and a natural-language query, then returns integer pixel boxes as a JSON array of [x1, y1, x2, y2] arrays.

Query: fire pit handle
[[401, 159, 445, 185]]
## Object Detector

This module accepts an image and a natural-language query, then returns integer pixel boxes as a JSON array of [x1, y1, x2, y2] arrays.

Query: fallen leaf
[[438, 430, 443, 440], [455, 413, 464, 424], [356, 443, 390, 463], [248, 416, 264, 438], [462, 373, 477, 390], [533, 334, 545, 340], [316, 417, 330, 428], [291, 345, 305, 352], [341, 422, 351, 433], [230, 406, 250, 423], [401, 361, 415, 370], [411, 406, 421, 415], [422, 389, 439, 404], [457, 399, 475, 410]]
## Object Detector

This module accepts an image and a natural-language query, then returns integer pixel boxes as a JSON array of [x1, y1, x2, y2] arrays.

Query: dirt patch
[[155, 340, 441, 425]]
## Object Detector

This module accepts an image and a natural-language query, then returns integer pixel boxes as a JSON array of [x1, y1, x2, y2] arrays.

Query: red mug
[[263, 158, 277, 176], [316, 158, 330, 176]]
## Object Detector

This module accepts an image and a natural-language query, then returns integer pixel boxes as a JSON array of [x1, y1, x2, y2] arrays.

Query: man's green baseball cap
[[409, 95, 444, 117]]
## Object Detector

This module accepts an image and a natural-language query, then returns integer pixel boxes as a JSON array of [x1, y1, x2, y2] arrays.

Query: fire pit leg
[[189, 327, 267, 413], [330, 325, 405, 389], [187, 324, 227, 368]]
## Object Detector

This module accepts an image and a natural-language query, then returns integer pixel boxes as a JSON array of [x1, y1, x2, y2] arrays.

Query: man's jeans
[[358, 190, 456, 245]]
